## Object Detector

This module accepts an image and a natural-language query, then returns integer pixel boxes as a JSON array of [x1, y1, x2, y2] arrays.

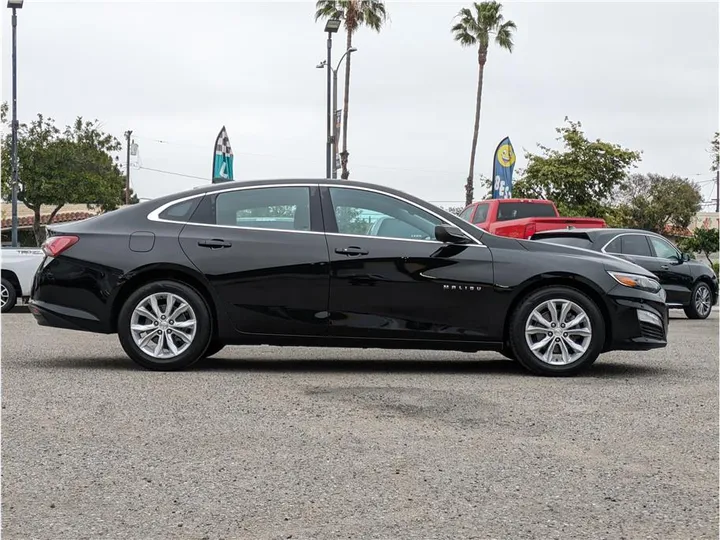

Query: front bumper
[[606, 294, 669, 351]]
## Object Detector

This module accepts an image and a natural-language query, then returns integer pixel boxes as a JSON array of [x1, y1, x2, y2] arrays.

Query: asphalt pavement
[[1, 309, 718, 539]]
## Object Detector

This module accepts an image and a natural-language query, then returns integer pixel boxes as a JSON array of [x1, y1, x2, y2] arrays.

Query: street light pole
[[322, 19, 340, 179], [8, 0, 24, 247], [326, 33, 332, 179], [331, 47, 356, 180], [124, 130, 132, 204]]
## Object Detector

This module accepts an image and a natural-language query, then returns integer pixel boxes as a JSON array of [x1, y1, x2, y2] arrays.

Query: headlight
[[608, 271, 662, 294]]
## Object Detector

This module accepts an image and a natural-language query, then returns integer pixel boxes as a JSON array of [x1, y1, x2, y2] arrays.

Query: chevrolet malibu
[[30, 179, 668, 376]]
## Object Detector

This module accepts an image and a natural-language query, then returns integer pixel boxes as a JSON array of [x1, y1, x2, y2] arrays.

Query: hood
[[518, 239, 658, 278]]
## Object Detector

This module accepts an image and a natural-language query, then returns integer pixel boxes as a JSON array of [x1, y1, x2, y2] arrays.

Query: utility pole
[[9, 3, 22, 247], [124, 130, 132, 205]]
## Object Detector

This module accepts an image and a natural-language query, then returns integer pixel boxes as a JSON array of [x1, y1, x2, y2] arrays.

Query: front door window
[[328, 187, 443, 241]]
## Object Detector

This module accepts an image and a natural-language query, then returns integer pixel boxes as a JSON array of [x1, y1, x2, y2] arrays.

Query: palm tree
[[452, 2, 516, 206], [315, 0, 387, 180]]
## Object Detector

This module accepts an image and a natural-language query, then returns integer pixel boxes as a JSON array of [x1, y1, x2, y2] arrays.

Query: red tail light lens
[[42, 235, 79, 257], [524, 223, 537, 238]]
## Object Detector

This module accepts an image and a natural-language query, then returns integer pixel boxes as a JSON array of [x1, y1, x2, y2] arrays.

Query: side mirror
[[682, 252, 691, 262], [435, 224, 471, 244]]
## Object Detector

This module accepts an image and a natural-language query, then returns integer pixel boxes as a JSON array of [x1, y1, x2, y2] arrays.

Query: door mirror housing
[[681, 252, 691, 262], [435, 225, 471, 244]]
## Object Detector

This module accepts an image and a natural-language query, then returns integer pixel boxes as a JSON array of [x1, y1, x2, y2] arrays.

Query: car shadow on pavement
[[31, 356, 668, 378]]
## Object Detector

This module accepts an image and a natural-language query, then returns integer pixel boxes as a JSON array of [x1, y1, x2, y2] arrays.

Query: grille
[[639, 321, 665, 341]]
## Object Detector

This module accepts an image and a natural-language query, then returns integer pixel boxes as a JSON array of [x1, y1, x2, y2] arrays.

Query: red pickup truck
[[458, 199, 606, 239]]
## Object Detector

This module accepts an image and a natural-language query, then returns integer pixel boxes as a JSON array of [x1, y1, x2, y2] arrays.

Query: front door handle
[[198, 239, 232, 249], [660, 265, 669, 270], [335, 246, 368, 256]]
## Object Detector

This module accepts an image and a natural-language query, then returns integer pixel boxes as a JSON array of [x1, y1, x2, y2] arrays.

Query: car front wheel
[[684, 281, 713, 320], [118, 280, 212, 371], [509, 286, 605, 376]]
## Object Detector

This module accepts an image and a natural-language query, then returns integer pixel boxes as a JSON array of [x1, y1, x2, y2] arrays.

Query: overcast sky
[[2, 1, 718, 206]]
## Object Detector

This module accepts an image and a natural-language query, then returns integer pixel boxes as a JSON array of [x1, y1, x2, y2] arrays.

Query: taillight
[[524, 223, 537, 238], [42, 235, 79, 257]]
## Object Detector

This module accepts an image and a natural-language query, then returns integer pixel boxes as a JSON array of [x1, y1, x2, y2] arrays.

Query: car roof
[[469, 198, 554, 205], [532, 228, 666, 241]]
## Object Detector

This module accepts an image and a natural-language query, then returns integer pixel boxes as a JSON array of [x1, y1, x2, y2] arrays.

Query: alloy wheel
[[1, 284, 8, 309], [130, 292, 197, 360], [524, 299, 593, 365], [695, 285, 712, 318]]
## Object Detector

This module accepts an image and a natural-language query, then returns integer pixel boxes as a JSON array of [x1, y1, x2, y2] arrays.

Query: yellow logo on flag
[[496, 144, 516, 168]]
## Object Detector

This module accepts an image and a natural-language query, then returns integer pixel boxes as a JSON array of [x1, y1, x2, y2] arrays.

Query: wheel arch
[[110, 263, 219, 335], [502, 274, 613, 351], [1, 270, 22, 295]]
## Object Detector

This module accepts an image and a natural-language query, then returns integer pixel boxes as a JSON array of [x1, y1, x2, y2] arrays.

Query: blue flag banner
[[212, 126, 234, 183], [491, 136, 516, 199]]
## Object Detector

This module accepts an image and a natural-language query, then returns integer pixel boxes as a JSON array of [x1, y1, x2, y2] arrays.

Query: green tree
[[315, 0, 388, 180], [710, 132, 719, 172], [1, 112, 127, 244], [618, 173, 702, 234], [678, 227, 718, 266], [512, 119, 641, 218], [452, 1, 516, 206]]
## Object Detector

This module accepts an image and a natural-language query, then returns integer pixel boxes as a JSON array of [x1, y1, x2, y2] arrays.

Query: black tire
[[684, 281, 713, 320], [508, 286, 605, 376], [1, 277, 17, 313], [118, 280, 212, 371], [203, 340, 225, 358]]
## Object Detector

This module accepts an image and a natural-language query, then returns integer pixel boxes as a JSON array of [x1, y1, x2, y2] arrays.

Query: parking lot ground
[[1, 310, 718, 539]]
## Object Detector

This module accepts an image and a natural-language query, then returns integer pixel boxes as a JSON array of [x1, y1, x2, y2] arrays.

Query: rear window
[[472, 203, 490, 224], [496, 202, 556, 221], [534, 236, 593, 249]]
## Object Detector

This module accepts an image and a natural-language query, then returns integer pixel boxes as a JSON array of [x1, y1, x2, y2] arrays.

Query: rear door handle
[[661, 265, 669, 270], [198, 239, 232, 249], [335, 246, 368, 256]]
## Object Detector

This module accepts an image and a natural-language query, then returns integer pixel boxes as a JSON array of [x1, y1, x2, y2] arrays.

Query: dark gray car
[[532, 228, 718, 319]]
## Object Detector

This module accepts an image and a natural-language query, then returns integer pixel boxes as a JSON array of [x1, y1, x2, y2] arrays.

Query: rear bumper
[[28, 299, 112, 334], [607, 296, 668, 351]]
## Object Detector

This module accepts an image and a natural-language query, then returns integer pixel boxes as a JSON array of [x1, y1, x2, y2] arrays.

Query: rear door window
[[495, 202, 556, 221], [620, 235, 652, 257], [214, 187, 311, 231]]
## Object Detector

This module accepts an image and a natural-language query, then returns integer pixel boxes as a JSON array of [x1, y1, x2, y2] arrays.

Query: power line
[[137, 166, 208, 181], [133, 133, 468, 177]]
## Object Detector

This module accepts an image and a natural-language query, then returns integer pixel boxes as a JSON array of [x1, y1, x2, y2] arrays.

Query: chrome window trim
[[147, 182, 485, 246]]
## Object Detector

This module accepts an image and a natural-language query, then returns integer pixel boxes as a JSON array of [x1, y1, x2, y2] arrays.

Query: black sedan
[[531, 228, 718, 320], [30, 179, 668, 375]]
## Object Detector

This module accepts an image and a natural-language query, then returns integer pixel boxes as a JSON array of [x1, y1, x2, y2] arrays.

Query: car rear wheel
[[684, 281, 713, 320], [118, 280, 212, 371], [1, 278, 17, 313], [508, 286, 605, 376]]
